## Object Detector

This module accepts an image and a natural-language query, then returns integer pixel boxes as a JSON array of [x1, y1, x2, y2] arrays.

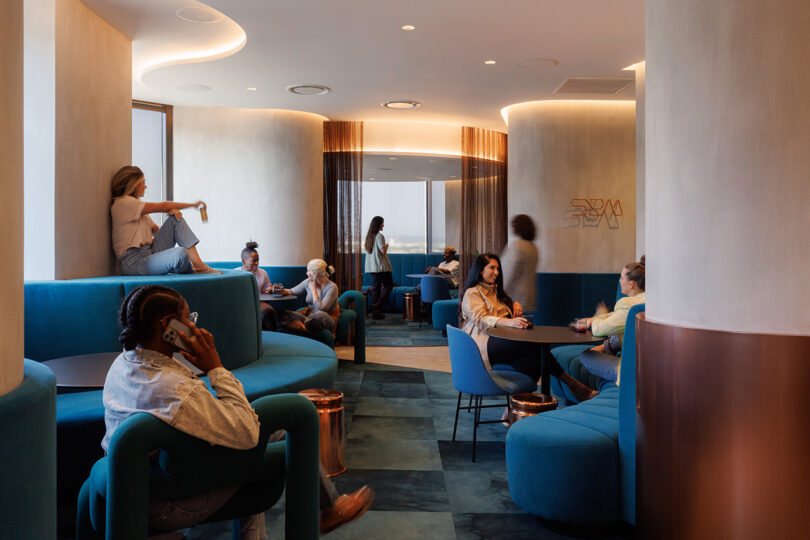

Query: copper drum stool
[[403, 292, 419, 321], [508, 393, 558, 425], [298, 388, 346, 477]]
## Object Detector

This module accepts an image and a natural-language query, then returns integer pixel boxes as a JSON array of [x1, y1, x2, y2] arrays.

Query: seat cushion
[[432, 299, 459, 331], [550, 344, 612, 403], [490, 370, 538, 395], [506, 387, 620, 525]]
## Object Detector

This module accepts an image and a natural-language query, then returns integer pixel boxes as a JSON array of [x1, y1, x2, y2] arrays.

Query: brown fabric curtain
[[460, 126, 508, 288], [323, 121, 363, 292]]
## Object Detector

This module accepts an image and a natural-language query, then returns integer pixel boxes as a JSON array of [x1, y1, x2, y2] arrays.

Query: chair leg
[[467, 394, 473, 413], [452, 392, 462, 441], [472, 395, 482, 462]]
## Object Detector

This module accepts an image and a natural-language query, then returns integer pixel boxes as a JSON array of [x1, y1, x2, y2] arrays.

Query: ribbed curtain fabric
[[323, 121, 364, 292], [460, 126, 508, 288]]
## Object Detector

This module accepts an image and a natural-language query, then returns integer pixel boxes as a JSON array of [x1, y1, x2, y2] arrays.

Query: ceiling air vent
[[555, 77, 633, 95]]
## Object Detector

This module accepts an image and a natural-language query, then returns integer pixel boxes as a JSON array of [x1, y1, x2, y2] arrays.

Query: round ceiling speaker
[[177, 83, 212, 92], [287, 85, 331, 95], [176, 7, 223, 24]]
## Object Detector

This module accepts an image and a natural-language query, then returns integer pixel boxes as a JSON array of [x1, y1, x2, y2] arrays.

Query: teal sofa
[[208, 263, 366, 361], [24, 271, 338, 502], [505, 303, 644, 526]]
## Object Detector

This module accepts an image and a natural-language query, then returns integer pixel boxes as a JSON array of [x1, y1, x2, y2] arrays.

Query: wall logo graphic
[[563, 198, 623, 229]]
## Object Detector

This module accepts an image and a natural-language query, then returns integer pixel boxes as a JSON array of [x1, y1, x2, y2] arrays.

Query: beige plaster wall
[[0, 0, 24, 395], [506, 101, 636, 273], [646, 0, 810, 335], [173, 107, 324, 265], [54, 0, 131, 279], [635, 63, 646, 259]]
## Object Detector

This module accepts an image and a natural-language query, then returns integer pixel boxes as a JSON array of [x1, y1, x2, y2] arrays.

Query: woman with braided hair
[[110, 165, 220, 275], [103, 285, 373, 538]]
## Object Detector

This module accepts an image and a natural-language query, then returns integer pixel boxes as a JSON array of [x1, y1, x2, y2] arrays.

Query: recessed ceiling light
[[376, 167, 393, 171], [176, 7, 223, 24], [287, 84, 331, 95], [484, 60, 496, 65], [402, 25, 415, 31], [369, 177, 376, 181], [517, 57, 560, 72], [177, 83, 212, 92], [382, 100, 421, 110], [246, 87, 257, 91], [388, 157, 398, 160], [449, 175, 458, 178]]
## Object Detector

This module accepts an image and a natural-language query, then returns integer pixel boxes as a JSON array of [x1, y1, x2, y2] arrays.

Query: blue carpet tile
[[58, 360, 631, 539], [366, 314, 448, 347]]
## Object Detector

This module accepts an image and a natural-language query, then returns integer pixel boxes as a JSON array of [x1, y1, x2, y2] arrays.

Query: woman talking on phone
[[103, 285, 373, 538]]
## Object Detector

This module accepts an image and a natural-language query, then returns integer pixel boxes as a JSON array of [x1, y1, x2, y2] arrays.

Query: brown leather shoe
[[320, 486, 374, 534], [560, 372, 598, 402]]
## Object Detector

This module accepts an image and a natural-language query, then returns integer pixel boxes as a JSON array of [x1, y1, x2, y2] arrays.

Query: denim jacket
[[101, 348, 260, 452]]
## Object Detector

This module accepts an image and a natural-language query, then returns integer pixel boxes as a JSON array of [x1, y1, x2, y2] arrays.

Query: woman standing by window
[[364, 216, 393, 320]]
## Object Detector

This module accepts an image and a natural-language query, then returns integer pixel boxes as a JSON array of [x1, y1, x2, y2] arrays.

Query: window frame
[[132, 100, 173, 200]]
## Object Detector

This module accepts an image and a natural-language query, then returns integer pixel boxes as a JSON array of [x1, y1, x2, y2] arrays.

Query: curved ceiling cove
[[82, 0, 245, 90]]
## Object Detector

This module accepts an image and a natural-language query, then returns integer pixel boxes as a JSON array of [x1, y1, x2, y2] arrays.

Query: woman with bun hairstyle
[[279, 259, 341, 338], [574, 256, 646, 384], [461, 253, 598, 402], [110, 165, 220, 275], [104, 285, 374, 537], [237, 241, 278, 331], [364, 216, 393, 320]]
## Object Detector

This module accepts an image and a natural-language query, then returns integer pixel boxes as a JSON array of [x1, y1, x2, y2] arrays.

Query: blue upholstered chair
[[419, 275, 450, 328], [76, 394, 321, 540], [446, 326, 537, 461]]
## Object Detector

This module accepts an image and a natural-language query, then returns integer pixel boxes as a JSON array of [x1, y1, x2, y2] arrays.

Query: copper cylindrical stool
[[298, 389, 346, 477], [403, 292, 419, 321], [508, 393, 558, 425]]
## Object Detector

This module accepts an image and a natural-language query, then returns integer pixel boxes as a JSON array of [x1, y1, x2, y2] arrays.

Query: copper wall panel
[[637, 315, 810, 539]]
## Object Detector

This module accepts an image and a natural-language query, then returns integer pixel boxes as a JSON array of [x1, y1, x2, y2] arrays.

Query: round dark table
[[259, 293, 298, 302], [42, 351, 203, 390], [486, 326, 605, 398]]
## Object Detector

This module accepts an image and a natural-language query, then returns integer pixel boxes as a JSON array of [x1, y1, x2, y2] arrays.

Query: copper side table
[[298, 388, 346, 477]]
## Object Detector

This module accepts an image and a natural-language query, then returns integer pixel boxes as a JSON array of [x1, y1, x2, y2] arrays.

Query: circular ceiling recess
[[517, 57, 560, 71], [287, 84, 331, 95], [382, 100, 421, 110], [177, 83, 212, 92], [175, 7, 223, 24]]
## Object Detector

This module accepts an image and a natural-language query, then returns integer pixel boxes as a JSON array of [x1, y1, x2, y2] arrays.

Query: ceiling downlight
[[382, 100, 421, 110]]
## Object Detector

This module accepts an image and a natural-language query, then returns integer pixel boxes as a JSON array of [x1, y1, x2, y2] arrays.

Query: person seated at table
[[236, 241, 278, 331], [103, 285, 373, 538], [110, 165, 221, 275], [460, 253, 597, 402], [424, 246, 461, 289], [278, 259, 340, 340], [572, 255, 646, 384]]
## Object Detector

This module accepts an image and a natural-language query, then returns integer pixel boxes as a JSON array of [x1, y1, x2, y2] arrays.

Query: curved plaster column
[[506, 101, 636, 273], [173, 107, 325, 265], [640, 1, 810, 538]]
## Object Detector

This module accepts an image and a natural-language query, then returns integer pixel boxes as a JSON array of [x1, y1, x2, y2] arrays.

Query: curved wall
[[173, 107, 325, 265], [646, 1, 810, 335], [506, 100, 636, 273]]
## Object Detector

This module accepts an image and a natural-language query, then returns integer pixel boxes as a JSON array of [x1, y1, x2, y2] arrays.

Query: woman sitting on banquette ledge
[[236, 241, 278, 331], [573, 255, 646, 383], [103, 285, 373, 538], [278, 259, 340, 339], [110, 165, 220, 275], [461, 253, 598, 402]]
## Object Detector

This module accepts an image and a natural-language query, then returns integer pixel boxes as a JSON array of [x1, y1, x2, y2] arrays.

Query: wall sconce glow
[[622, 61, 645, 71], [402, 25, 415, 31], [484, 60, 496, 65]]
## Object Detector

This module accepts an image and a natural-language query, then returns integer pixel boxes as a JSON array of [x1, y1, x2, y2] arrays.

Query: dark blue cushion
[[24, 280, 124, 361], [618, 303, 644, 525], [432, 299, 459, 331], [533, 273, 620, 326], [506, 387, 620, 525]]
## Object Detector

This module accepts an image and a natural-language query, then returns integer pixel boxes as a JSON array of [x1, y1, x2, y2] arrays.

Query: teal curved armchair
[[76, 393, 321, 540]]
